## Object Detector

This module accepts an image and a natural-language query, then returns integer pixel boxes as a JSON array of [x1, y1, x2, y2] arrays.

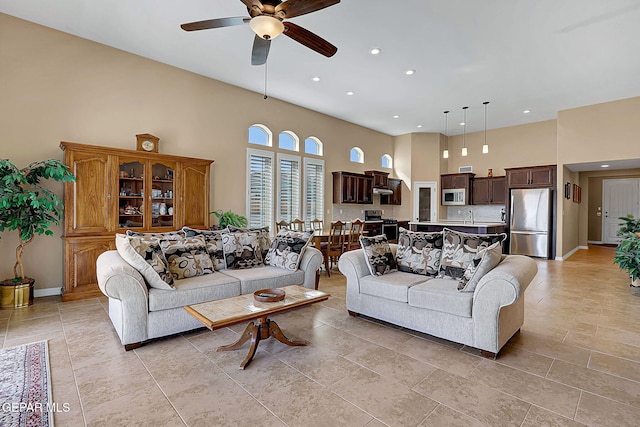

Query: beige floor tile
[[7, 300, 60, 321], [588, 351, 640, 382], [419, 404, 488, 426], [57, 297, 103, 311], [413, 369, 531, 427], [276, 344, 360, 386], [495, 343, 554, 377], [59, 303, 109, 324], [575, 392, 640, 427], [508, 329, 591, 366], [521, 405, 586, 427], [547, 359, 640, 407], [305, 323, 376, 356], [344, 339, 436, 387], [469, 359, 581, 418], [330, 367, 439, 426], [5, 314, 63, 342], [394, 336, 481, 377]]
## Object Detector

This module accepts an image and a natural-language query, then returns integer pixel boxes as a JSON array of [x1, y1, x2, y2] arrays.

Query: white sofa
[[96, 246, 322, 350], [338, 244, 537, 357]]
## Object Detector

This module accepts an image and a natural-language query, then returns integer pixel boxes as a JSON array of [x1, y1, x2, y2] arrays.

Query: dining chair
[[275, 220, 290, 232], [322, 220, 346, 277], [344, 218, 364, 252], [309, 218, 324, 234], [290, 218, 305, 232]]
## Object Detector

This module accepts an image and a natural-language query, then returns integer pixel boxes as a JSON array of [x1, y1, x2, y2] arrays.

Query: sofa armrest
[[96, 250, 150, 345], [298, 246, 323, 289]]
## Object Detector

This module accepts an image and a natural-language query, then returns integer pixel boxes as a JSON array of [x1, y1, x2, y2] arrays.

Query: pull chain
[[263, 61, 268, 100]]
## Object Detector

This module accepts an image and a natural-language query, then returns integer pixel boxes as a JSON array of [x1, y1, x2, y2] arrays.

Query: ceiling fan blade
[[275, 0, 340, 19], [251, 35, 271, 65], [283, 22, 337, 57], [240, 0, 264, 13], [181, 17, 249, 31]]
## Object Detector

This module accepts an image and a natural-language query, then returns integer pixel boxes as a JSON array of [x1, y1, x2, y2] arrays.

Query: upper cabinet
[[381, 178, 402, 205], [441, 173, 475, 190], [60, 141, 213, 300], [505, 165, 556, 188], [472, 176, 506, 205], [332, 171, 373, 204], [364, 170, 389, 188]]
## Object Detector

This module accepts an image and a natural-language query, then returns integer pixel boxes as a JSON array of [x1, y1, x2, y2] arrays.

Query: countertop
[[408, 220, 507, 228]]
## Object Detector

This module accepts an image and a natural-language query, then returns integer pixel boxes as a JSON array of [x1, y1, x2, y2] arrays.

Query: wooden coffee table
[[184, 285, 329, 369]]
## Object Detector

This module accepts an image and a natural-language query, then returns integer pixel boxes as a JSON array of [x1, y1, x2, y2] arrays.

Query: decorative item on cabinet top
[[136, 133, 160, 153]]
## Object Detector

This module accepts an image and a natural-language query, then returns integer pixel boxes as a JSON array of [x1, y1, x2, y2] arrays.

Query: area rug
[[0, 340, 53, 427]]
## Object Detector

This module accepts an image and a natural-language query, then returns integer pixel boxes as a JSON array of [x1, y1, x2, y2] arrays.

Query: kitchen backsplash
[[332, 203, 399, 222], [446, 205, 506, 223]]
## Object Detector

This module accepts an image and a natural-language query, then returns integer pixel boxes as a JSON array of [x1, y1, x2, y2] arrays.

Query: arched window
[[381, 154, 393, 169], [248, 124, 272, 147], [278, 131, 299, 151], [304, 137, 323, 156], [350, 147, 364, 163]]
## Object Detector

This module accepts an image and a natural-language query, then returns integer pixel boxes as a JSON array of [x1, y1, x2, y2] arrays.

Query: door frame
[[413, 181, 438, 222]]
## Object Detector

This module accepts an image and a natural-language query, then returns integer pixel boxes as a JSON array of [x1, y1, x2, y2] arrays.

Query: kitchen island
[[408, 221, 507, 234]]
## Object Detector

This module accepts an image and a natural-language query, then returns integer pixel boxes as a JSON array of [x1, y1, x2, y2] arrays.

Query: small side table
[[0, 277, 35, 309]]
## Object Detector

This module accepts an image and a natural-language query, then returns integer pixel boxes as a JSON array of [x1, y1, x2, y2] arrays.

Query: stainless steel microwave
[[442, 188, 466, 205]]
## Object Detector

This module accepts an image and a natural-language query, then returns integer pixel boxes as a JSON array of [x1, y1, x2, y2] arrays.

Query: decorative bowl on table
[[254, 288, 285, 302]]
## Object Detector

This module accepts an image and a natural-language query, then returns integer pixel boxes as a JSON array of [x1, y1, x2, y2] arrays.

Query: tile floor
[[2, 245, 640, 426]]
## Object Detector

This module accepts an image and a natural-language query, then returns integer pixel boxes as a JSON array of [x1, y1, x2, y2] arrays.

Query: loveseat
[[96, 227, 323, 350], [338, 229, 538, 357]]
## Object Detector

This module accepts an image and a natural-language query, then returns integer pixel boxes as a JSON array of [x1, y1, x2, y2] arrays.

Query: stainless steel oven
[[382, 219, 398, 242]]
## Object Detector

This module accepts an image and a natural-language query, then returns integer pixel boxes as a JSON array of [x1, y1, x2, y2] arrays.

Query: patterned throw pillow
[[458, 242, 503, 292], [227, 226, 271, 260], [395, 228, 443, 276], [439, 228, 506, 281], [182, 227, 226, 270], [126, 230, 185, 240], [161, 236, 214, 279], [115, 234, 174, 290], [222, 231, 263, 269], [264, 229, 313, 271], [359, 234, 397, 276]]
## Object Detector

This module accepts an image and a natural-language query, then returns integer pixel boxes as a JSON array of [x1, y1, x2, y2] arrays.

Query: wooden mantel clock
[[136, 133, 160, 153]]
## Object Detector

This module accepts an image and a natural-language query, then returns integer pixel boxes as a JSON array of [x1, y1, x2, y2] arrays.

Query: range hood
[[373, 187, 393, 195]]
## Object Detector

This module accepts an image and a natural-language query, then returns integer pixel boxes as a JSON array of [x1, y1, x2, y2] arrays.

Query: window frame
[[303, 157, 325, 225], [350, 146, 364, 164], [246, 147, 274, 229], [276, 152, 302, 222]]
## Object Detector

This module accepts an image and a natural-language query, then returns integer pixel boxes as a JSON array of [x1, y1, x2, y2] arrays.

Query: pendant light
[[442, 110, 450, 159], [482, 101, 490, 154], [461, 106, 468, 156]]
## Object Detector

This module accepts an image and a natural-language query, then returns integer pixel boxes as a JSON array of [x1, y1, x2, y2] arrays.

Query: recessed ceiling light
[[346, 91, 354, 96], [601, 164, 610, 168], [523, 109, 531, 114], [393, 115, 400, 119], [460, 122, 466, 126], [312, 76, 320, 82], [417, 125, 423, 128], [405, 69, 416, 75], [370, 48, 381, 55]]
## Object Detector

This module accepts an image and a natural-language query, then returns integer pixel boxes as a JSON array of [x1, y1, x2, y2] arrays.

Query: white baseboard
[[588, 240, 603, 245], [556, 246, 581, 261], [35, 287, 63, 298], [579, 245, 589, 250]]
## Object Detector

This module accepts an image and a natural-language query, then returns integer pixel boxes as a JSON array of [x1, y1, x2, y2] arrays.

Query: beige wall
[[0, 14, 394, 290], [561, 167, 581, 254]]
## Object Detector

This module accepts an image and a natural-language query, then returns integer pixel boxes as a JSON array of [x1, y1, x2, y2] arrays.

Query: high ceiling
[[2, 0, 640, 137]]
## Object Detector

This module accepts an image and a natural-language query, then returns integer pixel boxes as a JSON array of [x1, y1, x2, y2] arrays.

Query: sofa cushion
[[161, 236, 214, 279], [264, 229, 313, 271], [221, 231, 263, 269], [115, 233, 174, 290], [182, 226, 226, 271], [395, 228, 443, 276], [459, 242, 503, 292], [360, 271, 430, 303], [148, 273, 241, 311], [439, 228, 506, 281], [408, 278, 473, 318], [359, 234, 397, 276], [220, 266, 305, 295]]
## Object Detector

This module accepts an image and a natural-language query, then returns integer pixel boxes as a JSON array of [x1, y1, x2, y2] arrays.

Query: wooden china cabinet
[[60, 141, 213, 301]]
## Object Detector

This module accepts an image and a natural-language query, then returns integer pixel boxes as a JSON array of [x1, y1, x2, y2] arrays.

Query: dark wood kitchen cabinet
[[472, 176, 506, 205], [441, 173, 475, 190], [505, 165, 556, 188], [381, 178, 402, 205], [332, 171, 373, 204]]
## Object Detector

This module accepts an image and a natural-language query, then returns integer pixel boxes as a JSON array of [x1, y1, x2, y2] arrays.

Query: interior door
[[602, 178, 640, 243], [413, 182, 437, 222]]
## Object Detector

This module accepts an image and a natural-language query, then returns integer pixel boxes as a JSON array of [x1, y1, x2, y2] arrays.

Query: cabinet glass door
[[118, 160, 145, 229], [151, 161, 175, 228]]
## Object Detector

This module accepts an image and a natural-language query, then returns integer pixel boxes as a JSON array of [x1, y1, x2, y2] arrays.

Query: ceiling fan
[[181, 0, 340, 65]]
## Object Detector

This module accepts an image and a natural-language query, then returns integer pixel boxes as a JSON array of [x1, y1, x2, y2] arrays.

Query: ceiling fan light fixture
[[250, 15, 284, 40]]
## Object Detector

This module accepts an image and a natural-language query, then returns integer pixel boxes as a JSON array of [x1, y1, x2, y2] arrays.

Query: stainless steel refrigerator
[[509, 188, 552, 258]]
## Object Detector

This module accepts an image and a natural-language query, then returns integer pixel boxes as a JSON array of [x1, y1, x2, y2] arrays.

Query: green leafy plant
[[617, 214, 640, 236], [210, 209, 247, 229], [613, 232, 640, 283], [0, 159, 75, 281]]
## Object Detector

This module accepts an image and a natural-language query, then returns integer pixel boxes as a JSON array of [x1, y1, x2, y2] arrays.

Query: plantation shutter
[[247, 149, 273, 229], [304, 158, 324, 224], [277, 154, 301, 222]]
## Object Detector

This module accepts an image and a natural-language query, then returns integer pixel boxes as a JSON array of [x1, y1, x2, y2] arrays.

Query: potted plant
[[0, 159, 75, 305], [613, 215, 640, 294], [210, 209, 247, 229]]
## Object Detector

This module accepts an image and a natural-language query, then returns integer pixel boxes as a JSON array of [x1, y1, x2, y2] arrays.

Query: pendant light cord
[[483, 101, 489, 145], [462, 106, 468, 148], [263, 61, 268, 100]]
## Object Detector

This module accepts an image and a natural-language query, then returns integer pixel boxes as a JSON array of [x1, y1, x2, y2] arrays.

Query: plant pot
[[631, 278, 640, 296], [0, 277, 35, 309]]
